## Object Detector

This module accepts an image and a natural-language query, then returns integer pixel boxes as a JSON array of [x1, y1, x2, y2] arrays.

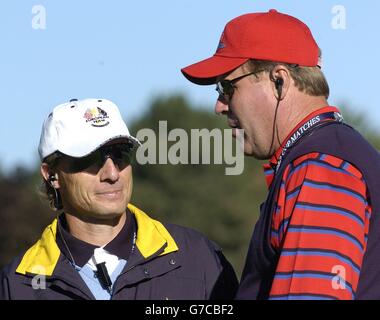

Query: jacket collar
[[56, 211, 135, 267], [16, 203, 178, 276]]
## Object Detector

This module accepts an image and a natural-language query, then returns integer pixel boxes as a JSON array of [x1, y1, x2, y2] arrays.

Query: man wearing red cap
[[182, 9, 380, 299]]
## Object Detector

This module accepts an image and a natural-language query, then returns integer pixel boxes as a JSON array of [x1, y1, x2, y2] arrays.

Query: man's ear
[[270, 65, 290, 100], [41, 163, 60, 188]]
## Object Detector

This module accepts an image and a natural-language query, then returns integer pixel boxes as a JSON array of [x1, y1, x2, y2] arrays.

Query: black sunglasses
[[215, 69, 264, 102], [57, 143, 134, 173]]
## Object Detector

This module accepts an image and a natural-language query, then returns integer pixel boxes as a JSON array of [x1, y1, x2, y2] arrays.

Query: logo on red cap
[[216, 32, 226, 51]]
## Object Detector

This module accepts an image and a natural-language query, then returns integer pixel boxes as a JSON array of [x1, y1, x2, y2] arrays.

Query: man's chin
[[242, 143, 255, 157], [88, 206, 127, 221], [244, 145, 270, 160]]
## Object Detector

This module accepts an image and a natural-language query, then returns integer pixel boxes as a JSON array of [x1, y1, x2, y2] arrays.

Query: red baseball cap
[[181, 9, 320, 85]]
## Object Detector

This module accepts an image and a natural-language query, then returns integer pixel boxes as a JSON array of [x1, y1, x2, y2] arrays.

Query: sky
[[0, 0, 378, 172]]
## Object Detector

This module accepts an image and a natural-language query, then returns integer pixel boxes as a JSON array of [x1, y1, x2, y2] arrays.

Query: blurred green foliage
[[0, 95, 379, 278], [130, 95, 267, 275]]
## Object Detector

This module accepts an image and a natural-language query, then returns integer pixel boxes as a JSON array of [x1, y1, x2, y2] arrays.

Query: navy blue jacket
[[1, 204, 238, 300]]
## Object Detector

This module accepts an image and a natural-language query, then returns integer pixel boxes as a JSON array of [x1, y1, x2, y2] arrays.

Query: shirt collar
[[56, 210, 136, 268], [263, 106, 340, 187]]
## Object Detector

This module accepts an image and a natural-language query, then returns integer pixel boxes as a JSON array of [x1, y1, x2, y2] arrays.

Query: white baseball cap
[[38, 98, 140, 161]]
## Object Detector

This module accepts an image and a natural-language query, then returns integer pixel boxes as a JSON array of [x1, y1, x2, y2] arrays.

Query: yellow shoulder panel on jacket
[[127, 203, 179, 258], [16, 219, 60, 276]]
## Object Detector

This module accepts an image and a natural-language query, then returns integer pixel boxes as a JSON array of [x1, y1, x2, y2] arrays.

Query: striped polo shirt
[[263, 106, 372, 300]]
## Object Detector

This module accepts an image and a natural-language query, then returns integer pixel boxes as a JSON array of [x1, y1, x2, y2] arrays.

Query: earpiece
[[48, 173, 62, 210], [275, 78, 283, 98], [48, 174, 57, 186], [275, 78, 283, 90]]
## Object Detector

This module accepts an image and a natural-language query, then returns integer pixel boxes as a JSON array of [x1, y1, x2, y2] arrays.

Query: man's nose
[[214, 97, 229, 115], [100, 157, 120, 182]]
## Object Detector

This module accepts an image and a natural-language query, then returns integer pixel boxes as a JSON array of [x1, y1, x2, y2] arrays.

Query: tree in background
[[0, 167, 53, 267], [130, 95, 266, 275]]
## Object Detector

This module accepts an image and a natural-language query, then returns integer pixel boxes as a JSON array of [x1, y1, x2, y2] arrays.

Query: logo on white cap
[[83, 107, 110, 127]]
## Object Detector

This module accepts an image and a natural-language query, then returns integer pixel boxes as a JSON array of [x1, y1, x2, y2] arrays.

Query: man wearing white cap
[[0, 98, 238, 300]]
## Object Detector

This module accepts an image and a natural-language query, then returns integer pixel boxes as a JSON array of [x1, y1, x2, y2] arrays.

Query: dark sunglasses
[[57, 143, 134, 173], [215, 69, 264, 102]]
